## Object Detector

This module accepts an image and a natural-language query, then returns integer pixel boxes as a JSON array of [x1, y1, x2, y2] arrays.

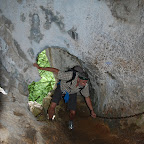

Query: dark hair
[[71, 65, 89, 80], [78, 71, 89, 80]]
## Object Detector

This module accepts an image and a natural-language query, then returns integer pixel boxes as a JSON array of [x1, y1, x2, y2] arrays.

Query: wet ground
[[39, 100, 144, 144], [61, 110, 135, 144]]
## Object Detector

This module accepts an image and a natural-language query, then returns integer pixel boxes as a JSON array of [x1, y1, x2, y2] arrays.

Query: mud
[[60, 108, 135, 144], [24, 127, 37, 144], [38, 100, 144, 144], [66, 117, 132, 144]]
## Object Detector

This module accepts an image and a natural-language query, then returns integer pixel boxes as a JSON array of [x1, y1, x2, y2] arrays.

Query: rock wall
[[0, 0, 144, 142]]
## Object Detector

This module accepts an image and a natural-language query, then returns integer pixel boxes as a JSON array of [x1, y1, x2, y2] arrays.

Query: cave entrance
[[28, 50, 56, 104]]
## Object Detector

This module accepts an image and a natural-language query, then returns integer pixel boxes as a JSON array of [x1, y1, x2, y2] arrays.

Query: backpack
[[65, 65, 85, 84], [65, 65, 88, 95]]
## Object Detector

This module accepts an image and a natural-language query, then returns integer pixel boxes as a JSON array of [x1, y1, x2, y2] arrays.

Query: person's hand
[[33, 63, 40, 69], [91, 110, 96, 118]]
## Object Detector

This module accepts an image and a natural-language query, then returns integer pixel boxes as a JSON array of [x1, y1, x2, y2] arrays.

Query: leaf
[[28, 50, 55, 104]]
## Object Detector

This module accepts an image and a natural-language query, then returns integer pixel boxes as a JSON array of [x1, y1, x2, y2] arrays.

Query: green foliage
[[28, 50, 55, 104]]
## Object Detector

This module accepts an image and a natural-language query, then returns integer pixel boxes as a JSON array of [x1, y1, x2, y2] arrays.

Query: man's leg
[[68, 93, 77, 119], [69, 110, 76, 130], [69, 110, 76, 121], [68, 93, 77, 129], [48, 102, 57, 120], [48, 84, 62, 120]]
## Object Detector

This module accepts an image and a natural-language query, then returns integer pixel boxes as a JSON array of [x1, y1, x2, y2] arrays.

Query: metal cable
[[96, 111, 144, 119]]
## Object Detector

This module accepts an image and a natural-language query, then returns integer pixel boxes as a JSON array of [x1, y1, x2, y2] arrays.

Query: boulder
[[28, 101, 43, 117]]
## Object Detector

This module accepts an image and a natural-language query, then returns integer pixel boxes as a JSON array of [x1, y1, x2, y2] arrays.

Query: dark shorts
[[51, 84, 77, 111]]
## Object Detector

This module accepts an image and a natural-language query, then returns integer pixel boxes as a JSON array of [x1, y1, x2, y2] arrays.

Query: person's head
[[77, 78, 88, 87], [77, 71, 89, 87]]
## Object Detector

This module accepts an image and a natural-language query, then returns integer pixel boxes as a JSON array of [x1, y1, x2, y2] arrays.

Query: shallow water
[[40, 101, 144, 144], [64, 114, 133, 144], [59, 102, 139, 144]]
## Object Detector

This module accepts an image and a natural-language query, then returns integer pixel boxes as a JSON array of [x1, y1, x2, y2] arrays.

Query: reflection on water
[[65, 116, 132, 144], [61, 103, 136, 144], [41, 100, 144, 144]]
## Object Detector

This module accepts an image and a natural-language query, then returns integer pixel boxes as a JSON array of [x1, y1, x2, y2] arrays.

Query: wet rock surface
[[0, 0, 144, 143], [0, 89, 144, 143], [0, 0, 144, 120], [37, 99, 144, 144]]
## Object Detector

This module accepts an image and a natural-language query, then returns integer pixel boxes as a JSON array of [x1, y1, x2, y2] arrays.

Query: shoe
[[68, 121, 74, 130]]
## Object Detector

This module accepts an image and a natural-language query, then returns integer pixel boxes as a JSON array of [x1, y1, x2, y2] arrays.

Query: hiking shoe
[[68, 121, 74, 130]]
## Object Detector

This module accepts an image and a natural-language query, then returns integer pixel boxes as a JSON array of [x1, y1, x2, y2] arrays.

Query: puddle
[[63, 116, 133, 144], [39, 101, 144, 144], [58, 103, 136, 144]]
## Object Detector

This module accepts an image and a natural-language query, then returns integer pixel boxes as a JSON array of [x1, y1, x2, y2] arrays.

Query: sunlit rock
[[28, 101, 43, 117]]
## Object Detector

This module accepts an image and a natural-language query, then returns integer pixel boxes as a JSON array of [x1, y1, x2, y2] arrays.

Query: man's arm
[[33, 63, 59, 75], [85, 97, 96, 118]]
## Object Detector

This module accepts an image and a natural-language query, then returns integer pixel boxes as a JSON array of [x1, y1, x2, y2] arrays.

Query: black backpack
[[65, 65, 84, 84], [65, 65, 88, 95]]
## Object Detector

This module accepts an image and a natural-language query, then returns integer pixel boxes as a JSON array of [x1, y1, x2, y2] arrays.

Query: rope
[[96, 111, 144, 119]]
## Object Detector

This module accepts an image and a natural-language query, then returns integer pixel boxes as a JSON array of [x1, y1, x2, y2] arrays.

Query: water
[[64, 113, 133, 144], [40, 100, 144, 144], [59, 101, 137, 144]]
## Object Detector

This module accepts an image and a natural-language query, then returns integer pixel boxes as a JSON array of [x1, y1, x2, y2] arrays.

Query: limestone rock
[[0, 0, 144, 142], [28, 101, 43, 117]]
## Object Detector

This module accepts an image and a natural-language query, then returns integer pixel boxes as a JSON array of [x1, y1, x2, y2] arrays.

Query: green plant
[[28, 50, 55, 104]]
